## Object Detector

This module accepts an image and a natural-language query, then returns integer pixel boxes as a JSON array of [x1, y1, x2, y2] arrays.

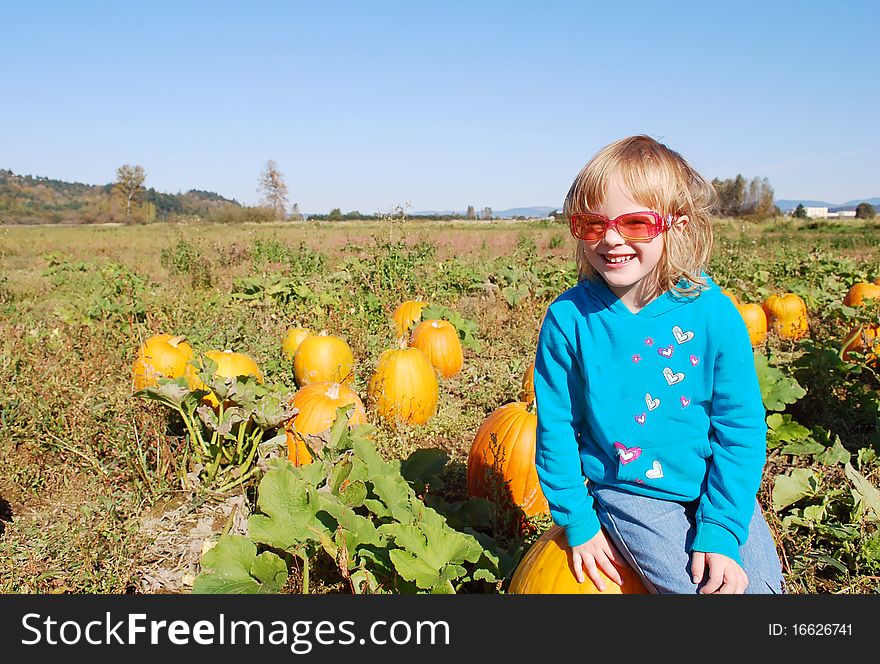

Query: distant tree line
[[711, 175, 780, 218]]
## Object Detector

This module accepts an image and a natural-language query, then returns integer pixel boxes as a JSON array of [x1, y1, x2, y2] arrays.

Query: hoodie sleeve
[[691, 296, 768, 564], [533, 303, 600, 548]]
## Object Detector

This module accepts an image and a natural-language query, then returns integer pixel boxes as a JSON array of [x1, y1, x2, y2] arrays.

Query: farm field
[[1, 216, 879, 594]]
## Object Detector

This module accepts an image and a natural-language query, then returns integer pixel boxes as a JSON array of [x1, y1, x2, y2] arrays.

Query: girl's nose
[[600, 226, 626, 246]]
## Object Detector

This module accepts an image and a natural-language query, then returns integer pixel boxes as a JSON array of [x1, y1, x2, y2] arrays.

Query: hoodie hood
[[581, 273, 716, 319]]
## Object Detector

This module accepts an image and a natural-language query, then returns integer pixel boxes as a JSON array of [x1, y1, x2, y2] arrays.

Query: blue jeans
[[589, 484, 786, 594]]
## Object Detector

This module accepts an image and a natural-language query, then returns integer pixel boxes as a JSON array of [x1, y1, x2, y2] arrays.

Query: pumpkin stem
[[326, 383, 341, 400], [169, 335, 187, 347]]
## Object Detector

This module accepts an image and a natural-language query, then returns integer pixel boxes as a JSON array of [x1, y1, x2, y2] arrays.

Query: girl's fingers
[[583, 558, 607, 592], [571, 553, 585, 583], [597, 554, 625, 587], [700, 564, 725, 594], [690, 551, 706, 585]]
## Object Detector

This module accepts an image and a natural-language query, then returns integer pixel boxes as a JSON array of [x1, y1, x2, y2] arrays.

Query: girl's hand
[[569, 528, 630, 591], [691, 551, 749, 594]]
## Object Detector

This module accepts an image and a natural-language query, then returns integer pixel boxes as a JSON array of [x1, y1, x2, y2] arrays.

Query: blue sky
[[2, 1, 878, 213]]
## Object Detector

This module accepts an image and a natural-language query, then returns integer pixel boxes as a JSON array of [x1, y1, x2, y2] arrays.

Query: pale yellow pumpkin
[[392, 300, 429, 338], [132, 333, 194, 391], [736, 303, 768, 346], [367, 346, 438, 426], [281, 326, 312, 362], [293, 332, 355, 387], [185, 349, 263, 407]]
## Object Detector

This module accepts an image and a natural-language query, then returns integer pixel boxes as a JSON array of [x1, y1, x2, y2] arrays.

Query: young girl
[[533, 135, 785, 594]]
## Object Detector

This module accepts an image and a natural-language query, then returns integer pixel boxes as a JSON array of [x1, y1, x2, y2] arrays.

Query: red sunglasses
[[569, 210, 673, 242]]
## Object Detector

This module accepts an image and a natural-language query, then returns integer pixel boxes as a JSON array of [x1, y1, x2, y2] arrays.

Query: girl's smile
[[582, 176, 668, 312]]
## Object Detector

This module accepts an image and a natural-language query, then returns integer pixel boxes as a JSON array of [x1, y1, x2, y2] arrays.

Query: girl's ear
[[674, 214, 689, 230]]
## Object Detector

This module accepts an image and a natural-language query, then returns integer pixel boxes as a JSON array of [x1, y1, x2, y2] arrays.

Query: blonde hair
[[563, 135, 716, 296]]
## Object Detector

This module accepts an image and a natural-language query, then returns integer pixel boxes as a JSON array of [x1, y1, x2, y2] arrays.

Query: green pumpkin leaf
[[192, 535, 287, 594], [772, 468, 819, 511], [248, 464, 328, 550], [754, 352, 806, 412], [845, 462, 880, 522]]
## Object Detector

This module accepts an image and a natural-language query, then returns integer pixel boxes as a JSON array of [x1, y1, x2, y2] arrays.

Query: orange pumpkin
[[289, 381, 367, 436], [132, 333, 194, 390], [366, 346, 438, 426], [762, 293, 808, 340], [519, 360, 536, 404], [843, 281, 880, 307], [392, 300, 429, 338], [285, 382, 368, 467], [293, 332, 355, 387], [467, 401, 549, 518], [736, 303, 768, 346], [185, 349, 263, 407], [281, 326, 312, 361], [409, 319, 463, 378], [508, 525, 648, 594]]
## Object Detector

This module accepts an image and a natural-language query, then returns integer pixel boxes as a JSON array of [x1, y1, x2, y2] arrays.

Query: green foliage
[[754, 351, 806, 412], [193, 535, 288, 594], [193, 408, 502, 594], [134, 359, 295, 491], [855, 202, 876, 220]]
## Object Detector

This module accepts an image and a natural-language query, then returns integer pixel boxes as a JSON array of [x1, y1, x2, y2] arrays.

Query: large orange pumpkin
[[519, 360, 536, 405], [281, 326, 312, 362], [186, 349, 263, 407], [508, 525, 648, 594], [132, 333, 194, 390], [289, 381, 367, 436], [293, 332, 355, 387], [736, 303, 768, 346], [366, 346, 438, 426], [762, 293, 808, 340], [409, 319, 463, 379], [392, 300, 429, 338], [843, 281, 880, 307], [467, 401, 549, 518]]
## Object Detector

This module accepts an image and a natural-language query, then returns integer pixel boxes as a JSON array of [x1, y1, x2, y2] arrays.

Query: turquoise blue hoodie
[[533, 275, 767, 564]]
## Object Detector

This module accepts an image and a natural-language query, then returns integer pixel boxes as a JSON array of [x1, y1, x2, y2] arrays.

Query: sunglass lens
[[617, 214, 657, 239], [573, 215, 606, 240]]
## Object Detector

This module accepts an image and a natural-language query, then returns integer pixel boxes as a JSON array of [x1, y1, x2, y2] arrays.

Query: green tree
[[113, 164, 146, 223], [855, 202, 876, 219], [793, 203, 807, 219], [327, 207, 343, 221]]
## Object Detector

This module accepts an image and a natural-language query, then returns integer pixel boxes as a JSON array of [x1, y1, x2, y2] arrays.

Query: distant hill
[[409, 206, 559, 219], [775, 197, 880, 213], [0, 169, 240, 224]]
